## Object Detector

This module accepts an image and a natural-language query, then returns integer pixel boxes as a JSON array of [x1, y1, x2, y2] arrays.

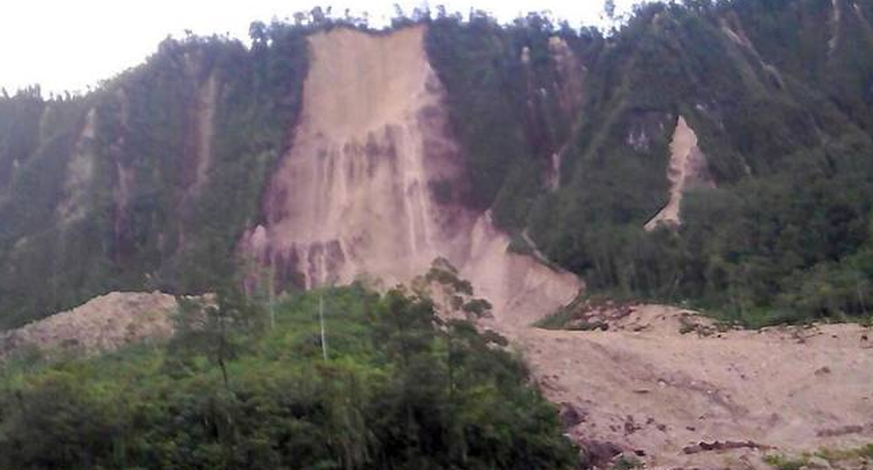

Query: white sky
[[0, 0, 640, 94]]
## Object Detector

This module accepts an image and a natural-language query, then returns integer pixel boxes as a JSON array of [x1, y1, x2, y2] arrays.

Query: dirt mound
[[0, 292, 178, 359], [509, 305, 873, 469], [551, 300, 721, 336]]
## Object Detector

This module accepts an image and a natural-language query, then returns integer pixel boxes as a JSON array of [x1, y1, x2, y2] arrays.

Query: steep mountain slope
[[0, 17, 587, 329], [0, 27, 310, 328], [239, 25, 579, 327], [523, 0, 873, 324], [1, 0, 873, 329], [2, 3, 873, 468]]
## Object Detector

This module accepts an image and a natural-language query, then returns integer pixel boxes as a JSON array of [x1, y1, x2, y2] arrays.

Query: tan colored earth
[[240, 25, 581, 323], [645, 116, 714, 231], [491, 305, 873, 469], [0, 292, 178, 360]]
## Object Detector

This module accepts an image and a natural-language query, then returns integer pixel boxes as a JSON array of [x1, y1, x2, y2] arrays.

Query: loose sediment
[[241, 25, 581, 326], [645, 116, 714, 231]]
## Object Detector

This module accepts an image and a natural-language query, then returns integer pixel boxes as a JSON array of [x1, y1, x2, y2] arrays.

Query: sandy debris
[[241, 25, 582, 326], [243, 25, 466, 289], [504, 305, 873, 469], [645, 116, 714, 231], [460, 213, 580, 327], [0, 292, 178, 359]]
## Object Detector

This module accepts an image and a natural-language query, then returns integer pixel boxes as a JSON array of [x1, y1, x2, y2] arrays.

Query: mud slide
[[645, 116, 713, 231], [509, 306, 873, 469], [241, 25, 581, 326]]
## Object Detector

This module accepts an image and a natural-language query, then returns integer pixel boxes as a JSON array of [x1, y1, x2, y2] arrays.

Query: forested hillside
[[521, 0, 873, 326], [2, 0, 873, 328], [0, 286, 577, 469], [0, 23, 310, 327]]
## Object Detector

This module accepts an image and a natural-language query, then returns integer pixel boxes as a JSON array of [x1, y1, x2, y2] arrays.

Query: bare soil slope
[[645, 116, 714, 231], [241, 25, 581, 325]]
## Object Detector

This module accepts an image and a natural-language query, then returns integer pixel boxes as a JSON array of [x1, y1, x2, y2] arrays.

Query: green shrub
[[0, 286, 579, 470]]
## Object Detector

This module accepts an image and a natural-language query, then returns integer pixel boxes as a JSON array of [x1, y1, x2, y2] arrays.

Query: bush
[[0, 286, 579, 470]]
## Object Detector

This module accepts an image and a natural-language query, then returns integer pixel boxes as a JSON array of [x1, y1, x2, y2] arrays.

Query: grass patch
[[815, 443, 873, 464], [765, 444, 873, 470], [763, 454, 807, 470], [612, 455, 643, 470]]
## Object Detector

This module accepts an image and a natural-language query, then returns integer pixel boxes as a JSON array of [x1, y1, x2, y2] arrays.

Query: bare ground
[[0, 292, 178, 360], [645, 116, 714, 231], [489, 305, 873, 469]]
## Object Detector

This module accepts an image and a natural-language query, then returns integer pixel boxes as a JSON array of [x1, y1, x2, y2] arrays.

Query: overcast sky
[[1, 0, 640, 94]]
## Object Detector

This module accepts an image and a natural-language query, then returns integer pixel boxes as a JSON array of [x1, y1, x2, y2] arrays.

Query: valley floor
[[4, 293, 872, 469], [492, 306, 873, 469]]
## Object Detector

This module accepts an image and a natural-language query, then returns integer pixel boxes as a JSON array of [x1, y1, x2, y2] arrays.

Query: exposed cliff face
[[242, 26, 580, 325], [242, 26, 468, 289]]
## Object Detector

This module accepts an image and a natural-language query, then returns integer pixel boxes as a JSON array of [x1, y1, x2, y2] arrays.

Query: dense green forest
[[0, 22, 311, 328], [529, 0, 873, 326], [427, 0, 873, 326], [0, 286, 577, 469], [2, 0, 873, 328]]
